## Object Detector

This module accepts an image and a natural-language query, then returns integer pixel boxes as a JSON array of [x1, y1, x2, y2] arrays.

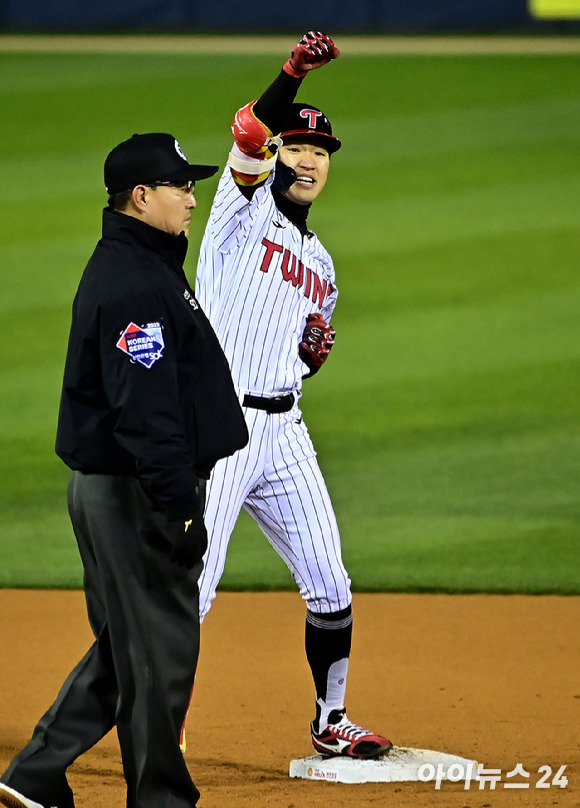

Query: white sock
[[316, 657, 349, 731]]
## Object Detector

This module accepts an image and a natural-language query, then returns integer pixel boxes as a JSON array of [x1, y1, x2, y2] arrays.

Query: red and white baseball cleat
[[311, 708, 393, 758]]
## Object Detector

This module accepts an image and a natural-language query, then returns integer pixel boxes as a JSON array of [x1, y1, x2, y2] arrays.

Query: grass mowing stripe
[[1, 35, 579, 55]]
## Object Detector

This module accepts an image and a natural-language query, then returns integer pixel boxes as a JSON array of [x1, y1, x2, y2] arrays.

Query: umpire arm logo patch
[[116, 321, 164, 369]]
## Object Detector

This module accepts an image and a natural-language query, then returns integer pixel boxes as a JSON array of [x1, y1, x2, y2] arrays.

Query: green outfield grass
[[1, 46, 579, 592]]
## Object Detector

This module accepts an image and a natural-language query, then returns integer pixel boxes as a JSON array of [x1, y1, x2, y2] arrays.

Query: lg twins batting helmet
[[280, 103, 341, 154]]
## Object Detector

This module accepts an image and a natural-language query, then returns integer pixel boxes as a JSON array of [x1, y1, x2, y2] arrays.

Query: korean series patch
[[116, 322, 164, 369]]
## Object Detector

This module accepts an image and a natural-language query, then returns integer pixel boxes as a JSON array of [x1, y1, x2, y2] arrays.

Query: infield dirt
[[0, 590, 578, 807]]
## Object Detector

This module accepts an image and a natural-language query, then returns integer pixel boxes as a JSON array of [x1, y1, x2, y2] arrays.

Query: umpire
[[0, 133, 248, 808]]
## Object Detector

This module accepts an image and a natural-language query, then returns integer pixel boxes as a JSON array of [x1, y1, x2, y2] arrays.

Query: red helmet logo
[[299, 108, 323, 129]]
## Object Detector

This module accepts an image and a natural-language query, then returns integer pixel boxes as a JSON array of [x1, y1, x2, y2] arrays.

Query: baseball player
[[191, 32, 392, 758]]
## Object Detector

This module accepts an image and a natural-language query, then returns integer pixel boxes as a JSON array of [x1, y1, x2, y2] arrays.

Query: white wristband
[[227, 150, 278, 176]]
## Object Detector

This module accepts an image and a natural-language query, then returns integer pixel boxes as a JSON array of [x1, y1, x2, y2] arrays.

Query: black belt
[[243, 393, 295, 414]]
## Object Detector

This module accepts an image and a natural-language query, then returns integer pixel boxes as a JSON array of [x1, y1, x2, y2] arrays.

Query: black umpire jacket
[[56, 208, 248, 521]]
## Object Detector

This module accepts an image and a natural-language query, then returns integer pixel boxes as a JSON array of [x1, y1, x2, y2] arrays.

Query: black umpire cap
[[104, 133, 219, 195], [280, 103, 341, 154]]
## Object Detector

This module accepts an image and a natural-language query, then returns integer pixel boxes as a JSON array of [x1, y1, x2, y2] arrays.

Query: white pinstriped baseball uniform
[[195, 166, 352, 617], [180, 35, 392, 759]]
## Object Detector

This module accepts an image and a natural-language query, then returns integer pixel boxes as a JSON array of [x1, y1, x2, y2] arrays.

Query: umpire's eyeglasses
[[146, 180, 196, 197]]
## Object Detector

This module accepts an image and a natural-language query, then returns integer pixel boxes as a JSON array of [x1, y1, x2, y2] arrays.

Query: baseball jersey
[[195, 167, 338, 396]]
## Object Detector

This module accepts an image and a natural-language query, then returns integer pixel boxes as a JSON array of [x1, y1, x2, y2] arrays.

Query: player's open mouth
[[296, 176, 315, 185]]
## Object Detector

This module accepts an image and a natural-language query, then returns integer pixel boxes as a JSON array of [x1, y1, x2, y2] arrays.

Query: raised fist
[[283, 31, 340, 79]]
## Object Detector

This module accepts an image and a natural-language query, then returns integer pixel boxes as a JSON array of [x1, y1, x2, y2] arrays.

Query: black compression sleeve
[[252, 70, 303, 135]]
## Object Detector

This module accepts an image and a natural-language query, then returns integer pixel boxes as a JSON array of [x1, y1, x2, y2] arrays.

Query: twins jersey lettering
[[260, 237, 335, 308]]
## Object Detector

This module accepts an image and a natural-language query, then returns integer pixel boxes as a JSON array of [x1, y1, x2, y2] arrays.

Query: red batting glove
[[299, 312, 336, 370], [283, 31, 340, 79]]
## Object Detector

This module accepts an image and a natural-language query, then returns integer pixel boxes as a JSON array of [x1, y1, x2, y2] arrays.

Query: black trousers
[[2, 473, 202, 808]]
